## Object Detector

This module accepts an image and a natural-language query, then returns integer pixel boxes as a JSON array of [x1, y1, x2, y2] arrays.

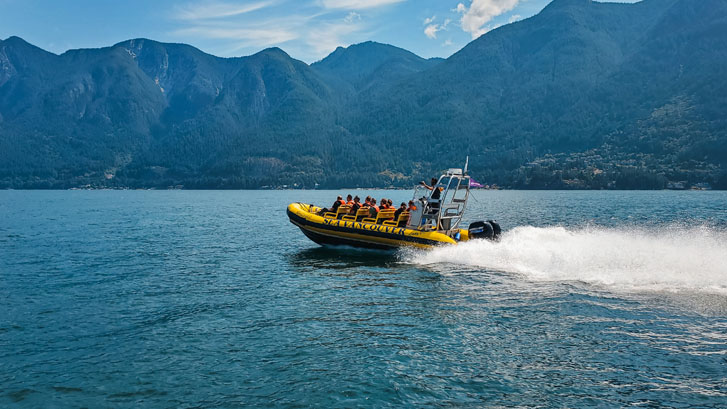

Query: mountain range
[[1, 0, 726, 189]]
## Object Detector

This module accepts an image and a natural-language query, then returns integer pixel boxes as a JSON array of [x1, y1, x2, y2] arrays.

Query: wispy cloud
[[456, 0, 519, 39], [175, 1, 274, 20], [508, 13, 521, 23], [344, 11, 361, 23], [424, 18, 450, 40], [173, 25, 298, 47], [424, 24, 438, 39], [171, 3, 371, 61], [305, 15, 367, 58], [169, 0, 399, 61], [171, 11, 315, 51], [423, 15, 435, 25], [320, 0, 405, 10]]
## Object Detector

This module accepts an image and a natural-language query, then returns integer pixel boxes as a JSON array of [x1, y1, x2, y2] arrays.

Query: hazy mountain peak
[[0, 35, 57, 76], [256, 47, 290, 57], [2, 36, 52, 55], [114, 38, 156, 47], [4, 36, 30, 45], [311, 40, 440, 91], [317, 41, 423, 64], [113, 38, 212, 59], [545, 0, 593, 8]]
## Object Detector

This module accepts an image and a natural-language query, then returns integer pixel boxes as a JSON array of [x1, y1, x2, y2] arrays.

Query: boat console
[[409, 168, 470, 233]]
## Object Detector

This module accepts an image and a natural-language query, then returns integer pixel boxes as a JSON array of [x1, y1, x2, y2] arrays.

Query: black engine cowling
[[469, 221, 494, 240], [488, 220, 501, 238], [468, 220, 501, 241]]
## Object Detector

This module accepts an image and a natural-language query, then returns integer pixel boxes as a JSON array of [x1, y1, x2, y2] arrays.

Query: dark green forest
[[1, 0, 726, 190]]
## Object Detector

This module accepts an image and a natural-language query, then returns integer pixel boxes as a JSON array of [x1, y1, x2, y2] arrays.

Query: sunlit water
[[1, 190, 726, 407]]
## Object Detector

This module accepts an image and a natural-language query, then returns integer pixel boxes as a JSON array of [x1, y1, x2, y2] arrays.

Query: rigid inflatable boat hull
[[287, 202, 462, 250]]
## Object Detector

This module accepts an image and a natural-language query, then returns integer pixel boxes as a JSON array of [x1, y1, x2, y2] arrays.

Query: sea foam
[[403, 225, 727, 295]]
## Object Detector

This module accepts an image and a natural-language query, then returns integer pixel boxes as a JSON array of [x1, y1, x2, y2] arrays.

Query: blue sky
[[0, 0, 636, 63]]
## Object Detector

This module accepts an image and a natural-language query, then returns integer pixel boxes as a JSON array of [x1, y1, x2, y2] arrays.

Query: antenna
[[464, 156, 469, 175]]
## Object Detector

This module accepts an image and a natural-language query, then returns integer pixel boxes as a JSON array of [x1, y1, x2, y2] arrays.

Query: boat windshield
[[411, 184, 430, 203]]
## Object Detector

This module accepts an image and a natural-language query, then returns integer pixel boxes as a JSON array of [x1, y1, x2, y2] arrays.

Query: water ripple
[[1, 190, 726, 407]]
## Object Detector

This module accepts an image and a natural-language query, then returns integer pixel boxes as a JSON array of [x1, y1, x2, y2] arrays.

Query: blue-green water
[[1, 190, 726, 408]]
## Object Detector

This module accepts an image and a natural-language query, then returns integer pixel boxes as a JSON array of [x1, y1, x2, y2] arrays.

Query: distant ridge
[[311, 41, 442, 93], [1, 0, 726, 189]]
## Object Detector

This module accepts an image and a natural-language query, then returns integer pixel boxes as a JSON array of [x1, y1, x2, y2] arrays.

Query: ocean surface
[[1, 190, 726, 408]]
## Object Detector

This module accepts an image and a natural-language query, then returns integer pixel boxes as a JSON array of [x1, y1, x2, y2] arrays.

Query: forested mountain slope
[[348, 0, 727, 188], [1, 0, 725, 189]]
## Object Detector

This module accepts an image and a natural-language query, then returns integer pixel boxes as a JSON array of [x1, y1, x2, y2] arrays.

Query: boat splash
[[402, 224, 727, 295]]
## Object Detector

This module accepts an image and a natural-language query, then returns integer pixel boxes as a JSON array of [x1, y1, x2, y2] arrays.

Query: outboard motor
[[468, 220, 501, 241], [469, 221, 494, 240], [488, 220, 502, 239]]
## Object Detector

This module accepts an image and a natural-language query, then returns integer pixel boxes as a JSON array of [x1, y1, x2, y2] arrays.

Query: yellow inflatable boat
[[287, 168, 501, 250]]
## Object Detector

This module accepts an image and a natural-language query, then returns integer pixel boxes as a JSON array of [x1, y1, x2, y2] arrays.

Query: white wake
[[403, 225, 727, 295]]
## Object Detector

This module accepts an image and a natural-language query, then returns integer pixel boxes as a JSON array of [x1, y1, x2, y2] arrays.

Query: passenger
[[387, 199, 394, 208], [407, 200, 417, 212], [363, 196, 371, 207], [355, 196, 368, 221], [351, 196, 361, 213], [318, 195, 345, 215], [394, 202, 407, 220], [376, 199, 396, 224], [346, 194, 354, 206], [369, 198, 379, 218]]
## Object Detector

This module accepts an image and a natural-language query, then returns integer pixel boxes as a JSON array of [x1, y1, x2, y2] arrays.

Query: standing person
[[420, 178, 443, 200], [420, 178, 443, 210]]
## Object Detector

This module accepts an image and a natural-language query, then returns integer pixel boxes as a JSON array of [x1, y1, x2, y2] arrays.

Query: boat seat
[[383, 211, 409, 227], [343, 207, 369, 222], [336, 205, 352, 219], [362, 209, 395, 224], [376, 209, 396, 224], [324, 205, 351, 219]]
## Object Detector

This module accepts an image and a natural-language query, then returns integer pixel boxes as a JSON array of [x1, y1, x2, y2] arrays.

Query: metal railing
[[411, 169, 470, 234]]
